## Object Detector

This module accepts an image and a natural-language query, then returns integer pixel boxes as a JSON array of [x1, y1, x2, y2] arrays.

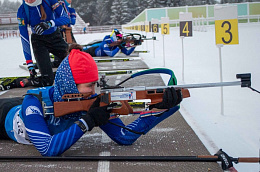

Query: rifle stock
[[53, 88, 190, 117]]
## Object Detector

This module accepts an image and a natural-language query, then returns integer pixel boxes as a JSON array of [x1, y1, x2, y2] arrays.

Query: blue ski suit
[[68, 7, 76, 26], [5, 51, 179, 156], [59, 2, 77, 43], [83, 35, 136, 57], [17, 0, 70, 66], [17, 0, 70, 86]]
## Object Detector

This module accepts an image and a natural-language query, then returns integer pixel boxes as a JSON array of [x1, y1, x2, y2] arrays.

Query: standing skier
[[1, 44, 182, 156], [17, 0, 70, 88], [83, 29, 136, 57]]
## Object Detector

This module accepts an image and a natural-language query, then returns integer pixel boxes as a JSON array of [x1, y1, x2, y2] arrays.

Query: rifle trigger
[[101, 93, 109, 104]]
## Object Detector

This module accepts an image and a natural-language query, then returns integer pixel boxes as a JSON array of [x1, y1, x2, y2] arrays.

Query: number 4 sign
[[179, 12, 193, 37], [215, 5, 239, 45]]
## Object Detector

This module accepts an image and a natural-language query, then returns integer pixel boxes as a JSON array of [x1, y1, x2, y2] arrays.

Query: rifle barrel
[[101, 81, 242, 93]]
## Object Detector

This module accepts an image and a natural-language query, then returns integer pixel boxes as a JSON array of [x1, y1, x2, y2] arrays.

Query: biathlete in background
[[0, 44, 182, 156], [17, 0, 70, 88], [83, 29, 136, 57], [60, 0, 77, 43]]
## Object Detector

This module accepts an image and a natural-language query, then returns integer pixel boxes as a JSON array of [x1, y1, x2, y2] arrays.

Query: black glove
[[80, 97, 115, 131], [134, 40, 142, 45], [149, 87, 182, 110], [118, 42, 126, 49], [28, 66, 37, 78], [214, 149, 233, 170], [34, 21, 52, 35]]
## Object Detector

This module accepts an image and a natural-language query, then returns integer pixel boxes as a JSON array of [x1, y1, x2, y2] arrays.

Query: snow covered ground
[[0, 23, 259, 171], [128, 24, 260, 172]]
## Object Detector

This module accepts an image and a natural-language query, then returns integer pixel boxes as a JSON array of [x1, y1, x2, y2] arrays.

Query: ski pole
[[0, 155, 258, 162], [0, 149, 258, 171]]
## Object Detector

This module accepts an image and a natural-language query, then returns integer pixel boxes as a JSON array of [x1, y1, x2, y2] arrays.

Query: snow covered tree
[[93, 0, 110, 26], [110, 0, 130, 25], [0, 0, 21, 13]]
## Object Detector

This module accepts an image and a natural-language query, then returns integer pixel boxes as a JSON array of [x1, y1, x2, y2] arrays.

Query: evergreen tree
[[147, 0, 156, 8], [110, 0, 130, 25], [93, 0, 109, 26], [73, 0, 96, 26], [132, 0, 145, 16], [0, 0, 21, 13]]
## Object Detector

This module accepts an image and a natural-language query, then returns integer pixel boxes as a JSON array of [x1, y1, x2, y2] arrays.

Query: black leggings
[[83, 46, 98, 57], [0, 97, 23, 139], [31, 29, 68, 86]]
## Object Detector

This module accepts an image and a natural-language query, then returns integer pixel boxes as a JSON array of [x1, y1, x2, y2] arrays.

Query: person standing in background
[[17, 0, 70, 88], [83, 26, 86, 34]]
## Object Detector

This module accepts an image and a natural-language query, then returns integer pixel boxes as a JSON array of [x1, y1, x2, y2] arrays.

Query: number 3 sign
[[215, 5, 239, 45]]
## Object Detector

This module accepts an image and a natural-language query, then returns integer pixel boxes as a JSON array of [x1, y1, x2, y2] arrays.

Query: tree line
[[0, 0, 259, 26]]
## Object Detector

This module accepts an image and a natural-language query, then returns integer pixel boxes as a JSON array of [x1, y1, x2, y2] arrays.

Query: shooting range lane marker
[[115, 75, 122, 85], [0, 90, 8, 95], [101, 131, 111, 144], [112, 61, 116, 69], [97, 151, 110, 172], [179, 105, 219, 154]]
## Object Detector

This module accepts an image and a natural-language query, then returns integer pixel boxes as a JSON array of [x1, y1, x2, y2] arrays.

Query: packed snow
[[0, 23, 259, 171]]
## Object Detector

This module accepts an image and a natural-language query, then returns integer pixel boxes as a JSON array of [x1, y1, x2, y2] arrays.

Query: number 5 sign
[[161, 17, 170, 35], [215, 5, 239, 45]]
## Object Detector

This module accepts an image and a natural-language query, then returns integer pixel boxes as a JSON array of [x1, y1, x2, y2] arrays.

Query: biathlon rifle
[[109, 33, 156, 47], [53, 68, 252, 118]]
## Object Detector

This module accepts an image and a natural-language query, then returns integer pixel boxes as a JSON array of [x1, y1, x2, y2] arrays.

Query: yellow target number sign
[[161, 23, 170, 35], [215, 19, 239, 45], [145, 25, 149, 32], [152, 24, 159, 33]]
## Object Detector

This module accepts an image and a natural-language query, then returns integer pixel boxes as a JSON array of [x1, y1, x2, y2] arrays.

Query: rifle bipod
[[0, 149, 258, 170]]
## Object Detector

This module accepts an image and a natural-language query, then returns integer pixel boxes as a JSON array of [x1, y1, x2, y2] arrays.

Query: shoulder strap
[[23, 92, 43, 103], [43, 0, 51, 8], [23, 1, 30, 24]]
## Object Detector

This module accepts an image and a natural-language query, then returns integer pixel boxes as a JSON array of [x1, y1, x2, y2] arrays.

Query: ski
[[0, 76, 30, 91], [0, 76, 29, 82], [133, 50, 150, 53], [114, 53, 139, 57], [98, 68, 148, 76], [93, 57, 137, 63]]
